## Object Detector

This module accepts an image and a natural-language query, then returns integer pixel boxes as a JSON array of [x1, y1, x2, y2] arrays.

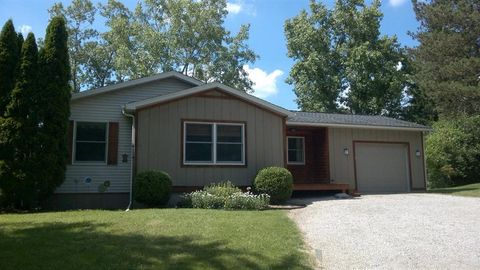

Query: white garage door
[[355, 142, 410, 193]]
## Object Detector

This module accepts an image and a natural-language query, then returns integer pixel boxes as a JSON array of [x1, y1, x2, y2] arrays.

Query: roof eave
[[286, 121, 432, 132]]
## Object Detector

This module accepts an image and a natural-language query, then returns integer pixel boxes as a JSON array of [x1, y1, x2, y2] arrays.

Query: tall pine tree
[[36, 17, 71, 202], [0, 20, 21, 116], [0, 33, 40, 208], [412, 0, 480, 116]]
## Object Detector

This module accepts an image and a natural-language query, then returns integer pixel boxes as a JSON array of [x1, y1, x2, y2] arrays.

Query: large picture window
[[287, 136, 305, 165], [184, 121, 245, 165], [75, 122, 108, 162]]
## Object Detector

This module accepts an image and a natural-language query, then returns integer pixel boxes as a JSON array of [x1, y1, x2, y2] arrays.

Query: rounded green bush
[[134, 170, 172, 207], [253, 167, 293, 204]]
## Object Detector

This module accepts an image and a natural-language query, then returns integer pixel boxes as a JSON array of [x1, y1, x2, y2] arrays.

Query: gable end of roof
[[71, 71, 203, 101]]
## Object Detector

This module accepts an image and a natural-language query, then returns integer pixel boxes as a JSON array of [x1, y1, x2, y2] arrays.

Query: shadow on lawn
[[0, 221, 308, 270]]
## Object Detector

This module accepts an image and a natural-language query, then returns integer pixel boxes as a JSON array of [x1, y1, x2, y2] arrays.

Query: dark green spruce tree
[[0, 33, 40, 208], [36, 17, 71, 203], [412, 0, 480, 116], [0, 19, 21, 116]]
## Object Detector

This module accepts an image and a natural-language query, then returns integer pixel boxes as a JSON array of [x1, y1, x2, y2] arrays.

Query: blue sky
[[0, 0, 419, 110]]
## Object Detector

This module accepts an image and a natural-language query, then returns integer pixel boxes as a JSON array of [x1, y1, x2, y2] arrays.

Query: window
[[287, 136, 305, 164], [75, 122, 108, 162], [184, 122, 245, 165]]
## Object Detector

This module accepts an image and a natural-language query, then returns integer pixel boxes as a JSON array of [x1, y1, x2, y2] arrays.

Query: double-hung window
[[287, 136, 305, 165], [74, 122, 108, 163], [184, 121, 245, 165]]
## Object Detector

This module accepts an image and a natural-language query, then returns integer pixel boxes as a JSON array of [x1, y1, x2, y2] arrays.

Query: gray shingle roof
[[287, 111, 430, 130]]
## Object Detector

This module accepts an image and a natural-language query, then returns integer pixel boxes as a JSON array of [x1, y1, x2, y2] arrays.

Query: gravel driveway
[[289, 194, 480, 270]]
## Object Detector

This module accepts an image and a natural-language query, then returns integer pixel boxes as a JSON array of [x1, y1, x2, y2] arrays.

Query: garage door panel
[[355, 143, 409, 193]]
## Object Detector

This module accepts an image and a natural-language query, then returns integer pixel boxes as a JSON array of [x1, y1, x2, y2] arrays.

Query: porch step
[[293, 183, 350, 193]]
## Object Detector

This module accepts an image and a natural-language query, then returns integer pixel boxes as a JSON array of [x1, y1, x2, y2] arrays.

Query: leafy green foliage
[[411, 0, 480, 117], [49, 0, 99, 93], [180, 181, 270, 210], [399, 57, 437, 125], [134, 170, 172, 206], [0, 19, 21, 116], [50, 0, 257, 92], [426, 116, 480, 188], [285, 0, 407, 117], [253, 167, 293, 204], [0, 33, 40, 208], [203, 181, 242, 198]]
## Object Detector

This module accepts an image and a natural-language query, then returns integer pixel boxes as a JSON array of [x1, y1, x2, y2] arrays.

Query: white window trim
[[73, 121, 109, 165], [183, 121, 245, 166], [287, 136, 305, 165]]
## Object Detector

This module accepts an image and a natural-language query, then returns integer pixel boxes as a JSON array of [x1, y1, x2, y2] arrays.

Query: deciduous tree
[[285, 0, 407, 116]]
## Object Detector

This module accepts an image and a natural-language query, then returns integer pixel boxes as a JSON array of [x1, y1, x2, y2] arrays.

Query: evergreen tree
[[36, 16, 71, 202], [411, 0, 480, 116], [0, 20, 21, 116], [0, 33, 39, 208]]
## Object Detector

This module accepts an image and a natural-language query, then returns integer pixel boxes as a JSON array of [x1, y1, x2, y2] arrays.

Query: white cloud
[[243, 65, 284, 99], [389, 0, 407, 7], [20, 25, 32, 37], [226, 2, 242, 14]]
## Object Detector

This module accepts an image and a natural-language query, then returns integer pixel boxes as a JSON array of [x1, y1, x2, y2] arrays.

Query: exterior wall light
[[343, 148, 349, 156], [415, 150, 421, 157], [122, 153, 129, 163]]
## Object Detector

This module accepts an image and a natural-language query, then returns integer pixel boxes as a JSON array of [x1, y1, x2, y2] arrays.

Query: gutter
[[122, 107, 135, 211]]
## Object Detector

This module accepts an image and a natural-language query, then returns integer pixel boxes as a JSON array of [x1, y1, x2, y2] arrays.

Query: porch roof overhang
[[123, 82, 291, 117], [286, 121, 432, 131], [286, 111, 432, 132]]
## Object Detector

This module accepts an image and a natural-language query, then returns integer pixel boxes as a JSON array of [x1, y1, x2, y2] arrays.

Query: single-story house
[[48, 71, 430, 209]]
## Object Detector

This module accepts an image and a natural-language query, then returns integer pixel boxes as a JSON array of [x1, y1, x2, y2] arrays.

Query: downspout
[[122, 107, 135, 211]]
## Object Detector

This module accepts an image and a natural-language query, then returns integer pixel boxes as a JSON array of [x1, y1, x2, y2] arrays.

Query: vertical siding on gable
[[136, 93, 285, 187], [328, 128, 426, 190], [59, 78, 196, 193]]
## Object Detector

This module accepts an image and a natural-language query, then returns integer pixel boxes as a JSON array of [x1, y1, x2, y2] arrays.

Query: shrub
[[203, 181, 241, 198], [134, 170, 172, 207], [253, 167, 293, 204], [224, 192, 270, 210], [426, 116, 480, 188], [178, 181, 270, 210]]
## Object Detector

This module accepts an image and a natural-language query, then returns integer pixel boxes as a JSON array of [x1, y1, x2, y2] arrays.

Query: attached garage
[[354, 142, 410, 193]]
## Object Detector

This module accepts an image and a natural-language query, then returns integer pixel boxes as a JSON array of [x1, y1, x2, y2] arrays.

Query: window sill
[[71, 162, 108, 166], [182, 162, 246, 168], [287, 162, 305, 166]]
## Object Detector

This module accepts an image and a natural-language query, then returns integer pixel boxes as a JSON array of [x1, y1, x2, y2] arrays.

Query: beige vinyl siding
[[136, 92, 285, 187], [59, 78, 196, 193], [328, 128, 426, 190]]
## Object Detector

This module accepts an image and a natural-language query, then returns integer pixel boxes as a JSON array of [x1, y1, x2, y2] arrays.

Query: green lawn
[[0, 209, 313, 270], [429, 183, 480, 197]]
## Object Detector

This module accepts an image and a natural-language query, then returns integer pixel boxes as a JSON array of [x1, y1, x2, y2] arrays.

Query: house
[[47, 71, 430, 209]]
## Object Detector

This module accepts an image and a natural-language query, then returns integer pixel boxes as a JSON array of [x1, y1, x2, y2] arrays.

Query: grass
[[0, 209, 313, 270], [428, 183, 480, 197]]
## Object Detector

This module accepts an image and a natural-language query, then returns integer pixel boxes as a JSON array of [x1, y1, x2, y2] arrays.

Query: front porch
[[286, 125, 351, 194]]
